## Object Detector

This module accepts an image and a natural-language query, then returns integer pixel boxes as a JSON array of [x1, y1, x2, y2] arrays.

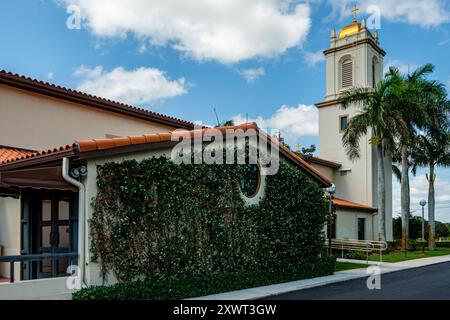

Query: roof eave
[[0, 71, 195, 130]]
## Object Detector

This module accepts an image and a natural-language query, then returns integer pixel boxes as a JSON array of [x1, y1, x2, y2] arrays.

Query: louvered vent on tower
[[341, 60, 353, 88]]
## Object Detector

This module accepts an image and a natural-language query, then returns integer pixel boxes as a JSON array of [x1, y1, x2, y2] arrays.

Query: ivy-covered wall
[[90, 157, 330, 282]]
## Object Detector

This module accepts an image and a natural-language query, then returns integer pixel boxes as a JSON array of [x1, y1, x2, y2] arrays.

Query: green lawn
[[335, 262, 368, 272], [369, 247, 450, 263]]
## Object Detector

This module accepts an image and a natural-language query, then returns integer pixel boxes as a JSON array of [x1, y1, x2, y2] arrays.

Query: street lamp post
[[420, 199, 427, 254], [325, 184, 336, 255]]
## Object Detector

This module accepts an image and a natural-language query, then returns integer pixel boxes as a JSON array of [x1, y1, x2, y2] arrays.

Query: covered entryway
[[0, 150, 80, 283], [21, 190, 78, 280]]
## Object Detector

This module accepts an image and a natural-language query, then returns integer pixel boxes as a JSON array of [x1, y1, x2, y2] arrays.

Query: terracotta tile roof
[[332, 197, 378, 213], [75, 123, 256, 152], [0, 145, 74, 165], [74, 123, 331, 187], [0, 146, 36, 164], [0, 123, 332, 187], [0, 70, 195, 130]]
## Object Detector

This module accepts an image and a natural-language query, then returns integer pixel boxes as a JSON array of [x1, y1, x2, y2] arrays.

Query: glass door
[[36, 195, 74, 278]]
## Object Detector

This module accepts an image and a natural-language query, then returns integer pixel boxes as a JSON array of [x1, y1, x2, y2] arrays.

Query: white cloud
[[47, 72, 54, 80], [63, 0, 311, 64], [438, 38, 450, 46], [327, 0, 450, 27], [74, 65, 187, 105], [303, 49, 325, 67], [238, 67, 266, 83], [383, 59, 420, 75], [232, 104, 318, 140], [392, 174, 450, 222]]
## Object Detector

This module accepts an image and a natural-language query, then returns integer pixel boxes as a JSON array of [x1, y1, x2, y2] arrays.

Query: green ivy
[[90, 156, 331, 284], [74, 257, 335, 300]]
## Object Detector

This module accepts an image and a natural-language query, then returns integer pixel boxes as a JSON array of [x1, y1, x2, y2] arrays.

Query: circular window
[[240, 164, 260, 198]]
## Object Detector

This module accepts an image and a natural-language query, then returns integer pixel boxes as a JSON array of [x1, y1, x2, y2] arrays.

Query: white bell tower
[[315, 7, 393, 241]]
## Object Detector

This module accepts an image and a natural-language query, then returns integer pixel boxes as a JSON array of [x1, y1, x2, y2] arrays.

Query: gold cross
[[295, 143, 301, 152], [352, 0, 359, 23]]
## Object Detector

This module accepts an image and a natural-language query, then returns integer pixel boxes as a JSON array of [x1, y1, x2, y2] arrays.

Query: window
[[372, 57, 378, 88], [358, 218, 366, 240], [240, 164, 260, 198], [341, 59, 353, 89], [340, 115, 349, 132]]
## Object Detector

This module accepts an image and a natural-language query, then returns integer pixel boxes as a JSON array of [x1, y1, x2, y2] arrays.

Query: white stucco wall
[[335, 209, 375, 240]]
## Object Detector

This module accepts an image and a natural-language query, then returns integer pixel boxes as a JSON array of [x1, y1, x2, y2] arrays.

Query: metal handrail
[[0, 252, 78, 283], [329, 238, 388, 263]]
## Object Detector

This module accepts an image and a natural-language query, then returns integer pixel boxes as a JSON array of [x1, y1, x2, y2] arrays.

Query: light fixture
[[325, 184, 336, 196], [70, 166, 88, 179]]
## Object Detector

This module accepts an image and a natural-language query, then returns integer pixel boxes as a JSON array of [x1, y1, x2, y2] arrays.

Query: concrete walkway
[[189, 255, 450, 300]]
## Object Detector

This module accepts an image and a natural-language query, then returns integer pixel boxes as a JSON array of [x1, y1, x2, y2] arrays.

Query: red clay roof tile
[[0, 146, 35, 164], [130, 135, 147, 145], [333, 197, 378, 213], [0, 145, 73, 165], [0, 123, 332, 187]]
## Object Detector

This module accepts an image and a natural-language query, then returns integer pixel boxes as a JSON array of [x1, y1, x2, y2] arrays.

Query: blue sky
[[1, 0, 450, 221]]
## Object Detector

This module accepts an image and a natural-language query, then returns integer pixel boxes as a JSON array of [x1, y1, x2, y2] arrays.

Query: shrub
[[393, 215, 450, 241], [73, 256, 335, 300]]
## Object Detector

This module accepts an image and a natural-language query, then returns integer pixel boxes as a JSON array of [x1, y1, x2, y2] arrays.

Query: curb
[[190, 255, 450, 300]]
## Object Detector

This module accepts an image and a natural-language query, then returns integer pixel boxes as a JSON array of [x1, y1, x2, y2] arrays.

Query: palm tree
[[418, 126, 450, 250], [414, 74, 449, 250], [340, 72, 404, 241], [388, 64, 440, 249]]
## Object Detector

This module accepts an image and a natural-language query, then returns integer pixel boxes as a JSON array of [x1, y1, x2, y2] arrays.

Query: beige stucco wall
[[0, 84, 186, 282], [335, 209, 375, 240], [0, 85, 176, 150], [308, 163, 334, 182], [0, 197, 20, 280]]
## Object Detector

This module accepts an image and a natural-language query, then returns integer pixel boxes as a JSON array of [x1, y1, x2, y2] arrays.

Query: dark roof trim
[[315, 99, 340, 109], [0, 70, 195, 130], [277, 145, 331, 188], [302, 156, 342, 169], [324, 38, 386, 57], [0, 148, 76, 171]]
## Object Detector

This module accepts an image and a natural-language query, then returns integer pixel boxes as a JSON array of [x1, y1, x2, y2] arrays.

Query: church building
[[309, 10, 393, 241]]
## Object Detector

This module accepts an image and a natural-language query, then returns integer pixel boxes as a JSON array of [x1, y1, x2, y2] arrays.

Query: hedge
[[73, 256, 335, 300], [84, 156, 332, 298]]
